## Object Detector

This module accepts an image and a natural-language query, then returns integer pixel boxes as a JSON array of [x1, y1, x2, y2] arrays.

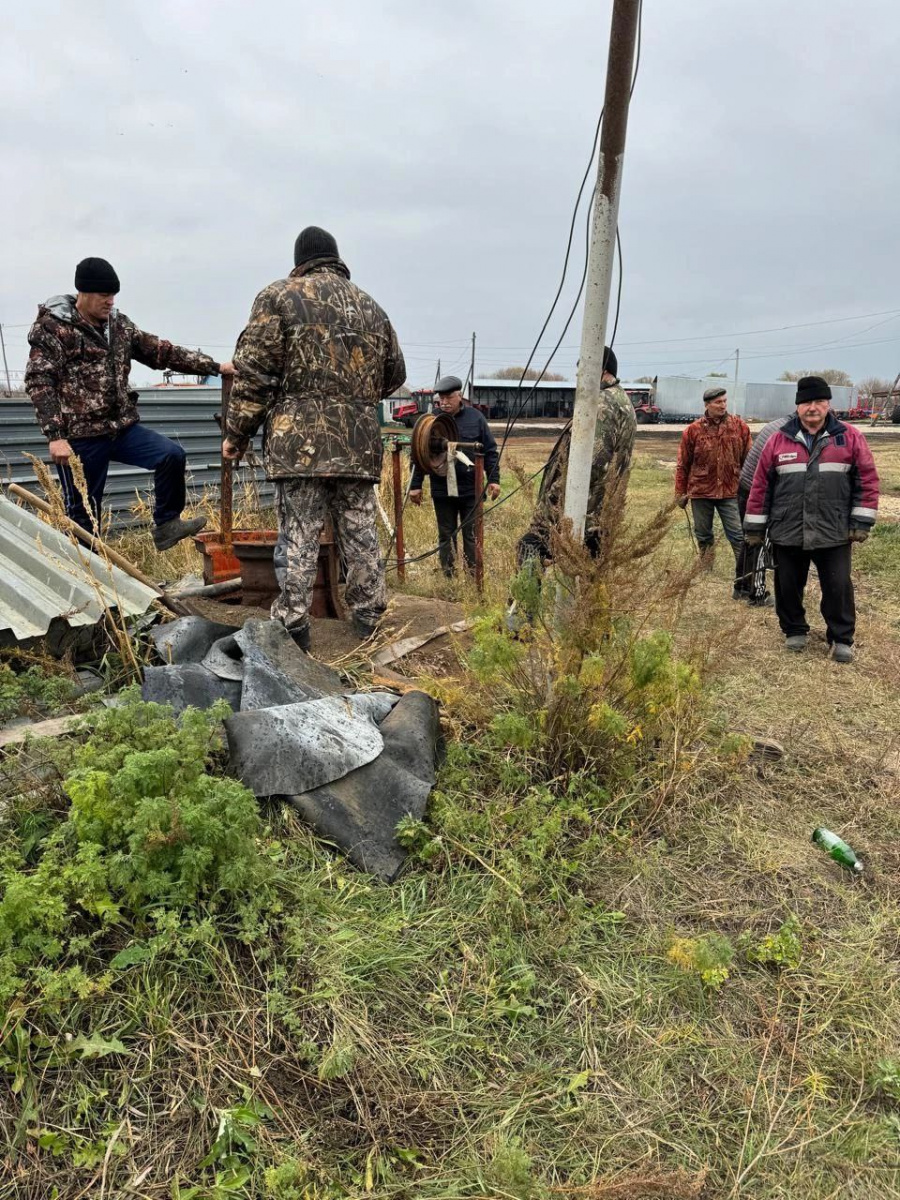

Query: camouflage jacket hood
[[226, 261, 406, 481], [25, 295, 220, 440]]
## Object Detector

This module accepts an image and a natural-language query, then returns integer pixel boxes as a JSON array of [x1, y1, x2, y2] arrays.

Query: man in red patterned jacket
[[675, 386, 751, 595], [744, 376, 879, 663]]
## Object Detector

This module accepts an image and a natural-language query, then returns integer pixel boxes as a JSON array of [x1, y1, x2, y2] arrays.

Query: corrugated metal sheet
[[0, 493, 159, 641], [0, 388, 272, 526]]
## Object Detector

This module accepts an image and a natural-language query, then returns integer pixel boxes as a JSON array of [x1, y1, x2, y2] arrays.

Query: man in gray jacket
[[734, 415, 789, 605]]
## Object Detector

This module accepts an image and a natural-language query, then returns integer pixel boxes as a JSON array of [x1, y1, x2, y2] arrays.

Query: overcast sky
[[3, 0, 900, 391]]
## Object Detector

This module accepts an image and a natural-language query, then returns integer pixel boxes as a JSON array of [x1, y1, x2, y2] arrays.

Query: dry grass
[[2, 437, 899, 1198]]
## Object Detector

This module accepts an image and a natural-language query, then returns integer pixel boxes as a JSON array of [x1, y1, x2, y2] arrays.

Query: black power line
[[496, 0, 643, 460]]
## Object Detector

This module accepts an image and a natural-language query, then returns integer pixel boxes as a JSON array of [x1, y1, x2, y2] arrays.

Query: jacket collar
[[783, 410, 846, 441], [38, 294, 111, 343], [290, 256, 351, 281]]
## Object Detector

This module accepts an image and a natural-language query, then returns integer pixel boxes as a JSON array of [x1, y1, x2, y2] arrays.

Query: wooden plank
[[0, 712, 85, 749]]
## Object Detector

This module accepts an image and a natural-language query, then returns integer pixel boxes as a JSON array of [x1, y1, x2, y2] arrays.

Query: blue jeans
[[56, 422, 188, 533]]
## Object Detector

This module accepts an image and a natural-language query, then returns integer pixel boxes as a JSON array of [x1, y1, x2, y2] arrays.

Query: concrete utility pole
[[562, 0, 641, 540], [469, 331, 476, 401], [733, 347, 740, 395]]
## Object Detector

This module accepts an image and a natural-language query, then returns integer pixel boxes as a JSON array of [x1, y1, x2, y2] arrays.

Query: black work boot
[[289, 625, 311, 653], [152, 515, 207, 551], [352, 614, 378, 641]]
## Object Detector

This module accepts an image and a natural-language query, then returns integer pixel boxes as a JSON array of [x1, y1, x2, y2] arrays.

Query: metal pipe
[[391, 440, 406, 581], [474, 452, 485, 592], [170, 577, 243, 599], [220, 374, 234, 553]]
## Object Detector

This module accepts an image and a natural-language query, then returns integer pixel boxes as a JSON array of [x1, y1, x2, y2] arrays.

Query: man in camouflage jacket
[[517, 347, 636, 566], [223, 227, 406, 649], [25, 257, 232, 547]]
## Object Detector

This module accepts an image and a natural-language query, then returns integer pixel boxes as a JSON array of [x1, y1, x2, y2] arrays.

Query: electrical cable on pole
[[562, 0, 641, 543], [498, 0, 642, 460], [469, 332, 476, 402], [0, 325, 12, 397]]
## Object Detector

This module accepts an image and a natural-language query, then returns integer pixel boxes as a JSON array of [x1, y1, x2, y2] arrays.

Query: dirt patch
[[176, 591, 469, 675]]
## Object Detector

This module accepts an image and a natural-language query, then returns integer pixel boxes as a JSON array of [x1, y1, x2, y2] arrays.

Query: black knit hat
[[294, 226, 339, 267], [74, 257, 120, 294], [603, 346, 618, 378], [796, 376, 832, 405]]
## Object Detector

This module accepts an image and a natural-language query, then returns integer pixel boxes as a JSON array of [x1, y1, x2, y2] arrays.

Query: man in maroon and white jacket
[[744, 376, 879, 663]]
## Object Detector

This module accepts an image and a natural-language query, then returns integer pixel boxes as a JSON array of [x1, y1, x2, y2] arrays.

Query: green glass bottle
[[812, 828, 864, 874]]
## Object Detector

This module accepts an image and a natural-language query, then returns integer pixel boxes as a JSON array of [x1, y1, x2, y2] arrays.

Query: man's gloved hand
[[848, 528, 869, 544], [676, 494, 690, 509], [409, 489, 423, 507], [744, 532, 764, 547]]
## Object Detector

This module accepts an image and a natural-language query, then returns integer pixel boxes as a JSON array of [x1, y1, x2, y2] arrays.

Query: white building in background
[[653, 376, 859, 421]]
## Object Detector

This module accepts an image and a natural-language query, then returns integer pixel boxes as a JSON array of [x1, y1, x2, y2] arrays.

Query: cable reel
[[409, 412, 458, 477]]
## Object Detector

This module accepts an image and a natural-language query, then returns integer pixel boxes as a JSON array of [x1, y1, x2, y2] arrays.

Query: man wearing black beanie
[[25, 258, 234, 547], [223, 228, 406, 652], [744, 375, 880, 662]]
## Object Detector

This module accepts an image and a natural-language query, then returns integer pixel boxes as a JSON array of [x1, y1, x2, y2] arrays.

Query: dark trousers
[[773, 542, 855, 645], [735, 489, 769, 601], [55, 423, 188, 533], [690, 496, 743, 585], [433, 494, 478, 576]]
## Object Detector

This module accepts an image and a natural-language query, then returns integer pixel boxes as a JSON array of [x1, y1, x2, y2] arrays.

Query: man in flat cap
[[744, 376, 879, 662], [409, 376, 500, 577], [675, 385, 751, 592], [224, 227, 406, 651], [25, 257, 233, 546]]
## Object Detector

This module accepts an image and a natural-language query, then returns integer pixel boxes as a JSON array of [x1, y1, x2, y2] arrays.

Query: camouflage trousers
[[271, 478, 386, 631]]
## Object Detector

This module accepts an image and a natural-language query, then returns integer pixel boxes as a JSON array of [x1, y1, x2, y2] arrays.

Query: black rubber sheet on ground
[[225, 692, 397, 796], [142, 663, 243, 715], [287, 690, 442, 882], [235, 620, 344, 708], [150, 616, 237, 666], [143, 617, 344, 712], [143, 616, 442, 881]]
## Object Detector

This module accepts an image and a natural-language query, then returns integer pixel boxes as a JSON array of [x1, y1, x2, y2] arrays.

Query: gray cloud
[[3, 0, 900, 389]]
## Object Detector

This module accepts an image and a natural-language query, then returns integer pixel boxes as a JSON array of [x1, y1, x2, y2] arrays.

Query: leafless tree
[[778, 368, 853, 387], [488, 366, 567, 382], [857, 375, 893, 397]]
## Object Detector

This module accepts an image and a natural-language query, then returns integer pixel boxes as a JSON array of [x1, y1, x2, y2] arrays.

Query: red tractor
[[392, 399, 422, 427], [625, 385, 662, 424]]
